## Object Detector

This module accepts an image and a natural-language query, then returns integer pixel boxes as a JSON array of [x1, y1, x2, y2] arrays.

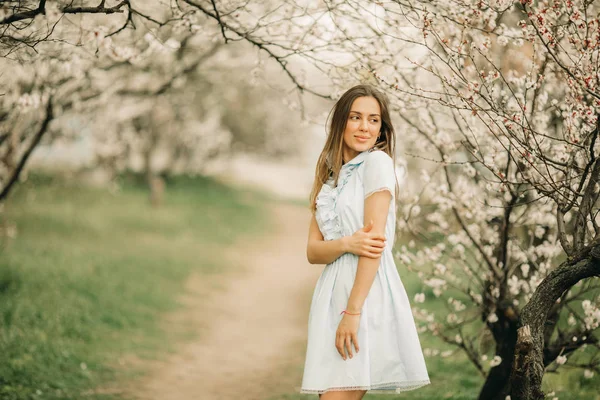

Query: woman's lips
[[355, 136, 370, 143]]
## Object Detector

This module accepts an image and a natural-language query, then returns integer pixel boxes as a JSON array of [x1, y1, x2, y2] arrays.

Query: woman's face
[[342, 96, 382, 162]]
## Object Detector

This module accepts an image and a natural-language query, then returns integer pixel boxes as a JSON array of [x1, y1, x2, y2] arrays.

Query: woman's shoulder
[[361, 150, 397, 193], [364, 150, 394, 169]]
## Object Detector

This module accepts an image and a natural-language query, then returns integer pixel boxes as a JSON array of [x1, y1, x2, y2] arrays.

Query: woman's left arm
[[335, 150, 396, 361], [346, 190, 391, 313], [335, 190, 391, 360]]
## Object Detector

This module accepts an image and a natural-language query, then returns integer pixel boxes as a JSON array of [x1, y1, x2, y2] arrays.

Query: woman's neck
[[342, 148, 360, 164]]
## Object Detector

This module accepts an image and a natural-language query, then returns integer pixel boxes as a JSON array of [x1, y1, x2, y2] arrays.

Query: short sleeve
[[362, 150, 397, 199]]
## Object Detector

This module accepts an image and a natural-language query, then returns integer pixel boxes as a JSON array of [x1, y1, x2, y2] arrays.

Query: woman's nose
[[360, 119, 368, 131]]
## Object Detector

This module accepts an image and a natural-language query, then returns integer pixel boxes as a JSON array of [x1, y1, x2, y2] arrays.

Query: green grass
[[0, 173, 269, 400]]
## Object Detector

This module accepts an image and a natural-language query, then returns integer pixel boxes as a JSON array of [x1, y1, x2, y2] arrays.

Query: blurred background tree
[[0, 0, 316, 205]]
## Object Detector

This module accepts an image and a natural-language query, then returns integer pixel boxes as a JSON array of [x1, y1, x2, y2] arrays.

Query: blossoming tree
[[0, 0, 332, 203], [0, 1, 150, 201], [358, 1, 600, 399]]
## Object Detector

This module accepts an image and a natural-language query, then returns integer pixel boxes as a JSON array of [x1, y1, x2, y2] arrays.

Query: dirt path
[[126, 202, 321, 400]]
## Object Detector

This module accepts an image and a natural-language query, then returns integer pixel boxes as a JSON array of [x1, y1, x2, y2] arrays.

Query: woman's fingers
[[345, 335, 353, 358], [362, 244, 384, 255], [360, 242, 385, 257], [368, 232, 387, 242], [352, 333, 360, 353], [363, 251, 382, 259], [336, 331, 360, 360], [368, 239, 386, 248], [335, 334, 345, 359]]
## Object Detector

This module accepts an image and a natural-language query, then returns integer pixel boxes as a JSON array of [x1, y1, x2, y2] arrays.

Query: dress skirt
[[300, 251, 430, 394]]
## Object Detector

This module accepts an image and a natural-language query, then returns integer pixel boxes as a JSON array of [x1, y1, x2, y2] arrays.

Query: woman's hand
[[342, 219, 386, 259], [336, 313, 360, 360]]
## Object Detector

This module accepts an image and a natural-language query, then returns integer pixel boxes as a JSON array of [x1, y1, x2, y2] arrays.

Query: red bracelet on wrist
[[340, 310, 361, 316]]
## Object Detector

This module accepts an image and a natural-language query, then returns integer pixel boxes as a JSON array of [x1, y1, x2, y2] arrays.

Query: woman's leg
[[320, 390, 368, 400]]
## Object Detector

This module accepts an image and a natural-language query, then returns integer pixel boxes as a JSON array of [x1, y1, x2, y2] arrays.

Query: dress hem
[[298, 379, 431, 394]]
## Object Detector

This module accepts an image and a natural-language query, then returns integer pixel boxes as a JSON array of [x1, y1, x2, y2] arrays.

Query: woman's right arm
[[306, 213, 386, 265]]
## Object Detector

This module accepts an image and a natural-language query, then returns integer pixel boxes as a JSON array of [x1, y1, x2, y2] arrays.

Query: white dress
[[300, 149, 430, 394]]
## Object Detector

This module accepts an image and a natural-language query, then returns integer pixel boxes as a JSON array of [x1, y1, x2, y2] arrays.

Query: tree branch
[[0, 0, 46, 25], [0, 98, 53, 202]]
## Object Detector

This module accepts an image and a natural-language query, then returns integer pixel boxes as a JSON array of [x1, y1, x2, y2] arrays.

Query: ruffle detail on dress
[[315, 181, 341, 241], [315, 162, 362, 241]]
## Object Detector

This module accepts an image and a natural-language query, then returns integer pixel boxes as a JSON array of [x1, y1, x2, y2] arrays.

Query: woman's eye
[[371, 119, 379, 123]]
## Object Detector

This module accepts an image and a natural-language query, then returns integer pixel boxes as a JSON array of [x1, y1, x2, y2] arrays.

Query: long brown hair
[[309, 84, 397, 212]]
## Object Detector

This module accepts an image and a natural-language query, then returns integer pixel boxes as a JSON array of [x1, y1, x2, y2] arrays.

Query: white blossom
[[441, 350, 453, 357], [582, 300, 600, 330], [490, 355, 502, 367], [487, 313, 499, 323], [497, 36, 509, 46]]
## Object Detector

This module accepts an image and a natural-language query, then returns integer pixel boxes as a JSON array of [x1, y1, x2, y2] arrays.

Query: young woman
[[300, 85, 430, 399]]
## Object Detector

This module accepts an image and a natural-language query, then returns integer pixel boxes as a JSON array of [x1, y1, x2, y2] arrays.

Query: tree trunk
[[478, 320, 518, 400], [148, 175, 165, 207], [510, 244, 600, 400], [143, 148, 164, 208]]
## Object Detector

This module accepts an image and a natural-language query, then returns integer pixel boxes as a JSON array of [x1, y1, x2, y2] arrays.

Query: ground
[[125, 203, 321, 400]]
